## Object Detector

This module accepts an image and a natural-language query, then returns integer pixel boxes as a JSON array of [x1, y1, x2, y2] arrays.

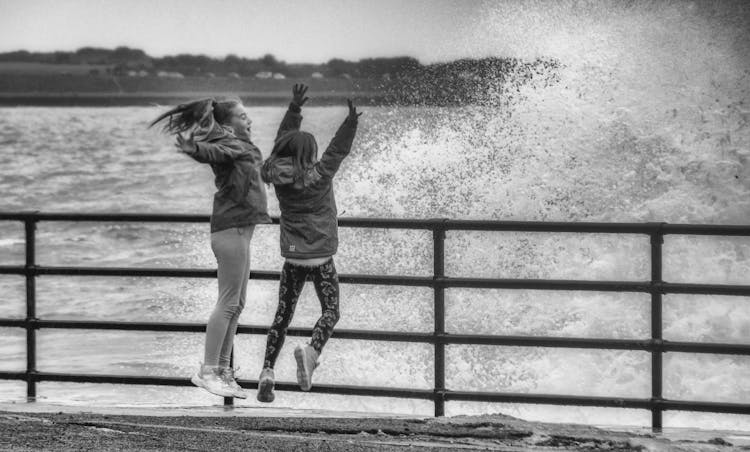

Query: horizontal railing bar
[[17, 266, 434, 286], [4, 371, 435, 399], [0, 371, 26, 381], [11, 265, 750, 295], [0, 265, 24, 275], [444, 278, 651, 292], [445, 335, 750, 355], [661, 341, 750, 355], [3, 319, 749, 355], [445, 391, 653, 409], [661, 282, 750, 297], [444, 335, 650, 350], [444, 391, 750, 414], [2, 320, 435, 343], [36, 266, 217, 278], [0, 212, 212, 223], [0, 319, 26, 328], [269, 382, 435, 400], [447, 279, 750, 296], [3, 371, 747, 415], [442, 220, 659, 234], [658, 399, 750, 415], [2, 212, 750, 236], [661, 224, 750, 236]]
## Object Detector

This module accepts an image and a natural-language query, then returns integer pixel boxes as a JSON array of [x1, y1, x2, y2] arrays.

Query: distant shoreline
[[0, 91, 390, 107]]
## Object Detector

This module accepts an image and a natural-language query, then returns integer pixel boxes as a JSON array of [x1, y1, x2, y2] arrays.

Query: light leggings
[[205, 225, 255, 367]]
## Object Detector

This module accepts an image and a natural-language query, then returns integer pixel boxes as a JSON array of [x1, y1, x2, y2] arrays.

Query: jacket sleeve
[[315, 116, 358, 178], [189, 138, 245, 164], [275, 103, 303, 140]]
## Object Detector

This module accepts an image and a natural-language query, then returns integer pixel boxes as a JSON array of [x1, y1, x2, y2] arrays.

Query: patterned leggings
[[263, 258, 340, 369]]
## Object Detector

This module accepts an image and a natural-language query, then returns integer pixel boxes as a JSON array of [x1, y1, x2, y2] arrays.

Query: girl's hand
[[347, 99, 362, 121], [175, 133, 197, 155], [292, 83, 309, 106]]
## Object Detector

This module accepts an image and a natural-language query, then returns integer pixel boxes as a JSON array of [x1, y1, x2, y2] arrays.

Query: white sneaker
[[294, 345, 320, 391], [256, 367, 275, 403], [190, 364, 234, 398], [220, 367, 248, 399]]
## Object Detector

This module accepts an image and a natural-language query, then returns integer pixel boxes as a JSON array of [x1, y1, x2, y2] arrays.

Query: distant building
[[340, 73, 352, 80], [137, 70, 149, 77], [157, 71, 185, 79], [255, 71, 273, 79], [227, 72, 241, 79], [311, 72, 324, 79], [127, 70, 138, 77], [272, 73, 286, 80], [205, 72, 215, 78]]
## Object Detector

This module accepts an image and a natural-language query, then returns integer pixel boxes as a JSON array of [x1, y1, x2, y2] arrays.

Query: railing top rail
[[2, 211, 750, 235]]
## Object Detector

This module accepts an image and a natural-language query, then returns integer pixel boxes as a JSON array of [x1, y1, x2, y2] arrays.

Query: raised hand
[[175, 132, 197, 155], [347, 99, 362, 121], [292, 83, 309, 107]]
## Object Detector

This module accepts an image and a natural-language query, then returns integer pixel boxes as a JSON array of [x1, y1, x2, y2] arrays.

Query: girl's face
[[228, 104, 252, 139]]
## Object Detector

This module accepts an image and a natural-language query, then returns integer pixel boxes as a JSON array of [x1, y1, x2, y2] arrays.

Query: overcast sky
[[2, 0, 748, 65], [0, 0, 501, 63]]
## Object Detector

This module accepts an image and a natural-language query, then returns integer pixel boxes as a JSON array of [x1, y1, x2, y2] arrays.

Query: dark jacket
[[189, 104, 302, 232], [262, 115, 358, 258]]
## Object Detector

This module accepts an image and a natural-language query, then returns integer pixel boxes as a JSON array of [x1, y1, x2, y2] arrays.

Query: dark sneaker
[[256, 367, 275, 403], [294, 345, 320, 391]]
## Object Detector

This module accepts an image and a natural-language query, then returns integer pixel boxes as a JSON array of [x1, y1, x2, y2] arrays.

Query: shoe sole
[[190, 374, 234, 398], [257, 378, 275, 403], [294, 347, 312, 391], [232, 388, 249, 399]]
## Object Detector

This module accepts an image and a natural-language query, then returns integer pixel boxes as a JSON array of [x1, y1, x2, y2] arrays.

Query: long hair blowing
[[263, 131, 318, 183], [149, 98, 241, 134]]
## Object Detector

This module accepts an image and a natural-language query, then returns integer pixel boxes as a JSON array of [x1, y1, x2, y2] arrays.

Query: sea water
[[0, 0, 749, 430]]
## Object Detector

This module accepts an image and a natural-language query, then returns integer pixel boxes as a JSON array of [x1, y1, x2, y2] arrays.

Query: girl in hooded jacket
[[256, 97, 361, 402], [150, 85, 309, 399]]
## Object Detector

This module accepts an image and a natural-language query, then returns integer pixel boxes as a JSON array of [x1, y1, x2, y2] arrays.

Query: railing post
[[433, 221, 447, 417], [650, 224, 665, 430], [224, 349, 234, 406], [24, 214, 38, 400]]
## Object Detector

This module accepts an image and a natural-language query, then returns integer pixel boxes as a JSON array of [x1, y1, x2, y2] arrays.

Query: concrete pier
[[1, 402, 748, 451]]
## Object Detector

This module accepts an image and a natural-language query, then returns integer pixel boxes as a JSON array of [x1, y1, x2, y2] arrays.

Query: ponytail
[[149, 97, 242, 134]]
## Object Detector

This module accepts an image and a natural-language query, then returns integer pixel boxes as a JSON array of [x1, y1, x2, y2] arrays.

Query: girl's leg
[[262, 261, 308, 369], [205, 228, 249, 367], [217, 225, 255, 368], [293, 259, 339, 391], [310, 258, 340, 354]]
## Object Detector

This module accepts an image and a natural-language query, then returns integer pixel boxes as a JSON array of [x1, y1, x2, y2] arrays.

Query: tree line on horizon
[[0, 46, 561, 105], [0, 46, 557, 78]]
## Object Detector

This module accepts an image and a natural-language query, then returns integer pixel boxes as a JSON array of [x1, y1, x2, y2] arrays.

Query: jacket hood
[[262, 130, 318, 186], [261, 156, 298, 185]]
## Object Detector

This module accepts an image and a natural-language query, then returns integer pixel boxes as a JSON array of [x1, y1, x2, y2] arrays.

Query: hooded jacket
[[262, 114, 358, 258], [187, 104, 302, 232]]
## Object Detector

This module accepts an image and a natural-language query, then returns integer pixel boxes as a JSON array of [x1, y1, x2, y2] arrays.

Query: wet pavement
[[0, 402, 748, 451]]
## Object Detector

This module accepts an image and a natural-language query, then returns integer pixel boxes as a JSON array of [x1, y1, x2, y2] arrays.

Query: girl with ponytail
[[151, 85, 309, 399]]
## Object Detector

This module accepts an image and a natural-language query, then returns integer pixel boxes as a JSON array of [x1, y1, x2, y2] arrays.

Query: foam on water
[[1, 0, 749, 430]]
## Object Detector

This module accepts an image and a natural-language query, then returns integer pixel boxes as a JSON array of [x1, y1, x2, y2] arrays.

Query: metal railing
[[1, 211, 749, 429]]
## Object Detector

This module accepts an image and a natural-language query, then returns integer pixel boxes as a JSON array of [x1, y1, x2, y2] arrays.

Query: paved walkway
[[0, 402, 748, 451]]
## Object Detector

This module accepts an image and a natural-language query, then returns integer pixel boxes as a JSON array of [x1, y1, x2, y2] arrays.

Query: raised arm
[[275, 84, 308, 140], [176, 133, 244, 164], [315, 99, 361, 178]]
